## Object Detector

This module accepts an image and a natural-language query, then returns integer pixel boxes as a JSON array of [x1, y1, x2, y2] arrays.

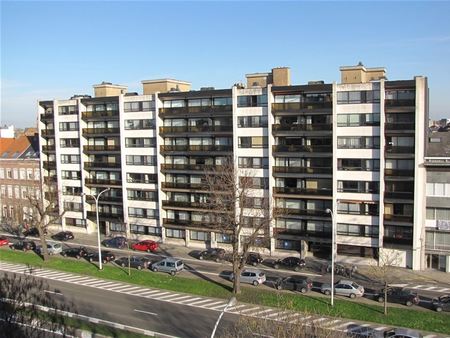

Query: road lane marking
[[239, 306, 260, 313], [252, 309, 274, 317], [321, 319, 341, 327], [163, 295, 192, 302], [155, 293, 181, 300], [200, 300, 227, 308], [138, 290, 161, 297], [179, 297, 202, 303], [134, 309, 158, 316], [227, 304, 247, 312], [188, 298, 217, 306]]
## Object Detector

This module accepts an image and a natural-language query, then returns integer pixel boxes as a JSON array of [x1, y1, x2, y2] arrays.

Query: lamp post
[[83, 187, 110, 270], [326, 208, 336, 307], [210, 296, 236, 338]]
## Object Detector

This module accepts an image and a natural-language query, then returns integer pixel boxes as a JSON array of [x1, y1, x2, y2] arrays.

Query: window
[[128, 207, 158, 219], [62, 186, 82, 195], [190, 231, 211, 241], [130, 224, 162, 236], [63, 202, 83, 212], [61, 170, 81, 180], [243, 197, 265, 208], [385, 90, 415, 101], [0, 169, 4, 179], [166, 228, 185, 239], [337, 223, 378, 237], [426, 183, 450, 197], [60, 138, 79, 148], [27, 168, 33, 179], [58, 105, 77, 115], [238, 116, 268, 128], [337, 90, 380, 104], [19, 169, 26, 180], [337, 181, 379, 193], [216, 233, 232, 243], [59, 122, 79, 131], [238, 136, 268, 148], [6, 169, 12, 179], [124, 119, 155, 130], [337, 137, 380, 149], [0, 185, 5, 197], [238, 157, 269, 169], [109, 222, 125, 232], [61, 154, 80, 164], [126, 155, 157, 166], [126, 173, 157, 184], [338, 158, 379, 171], [337, 113, 380, 127], [65, 218, 86, 227], [127, 189, 158, 201], [338, 202, 378, 216], [213, 97, 232, 106], [237, 95, 268, 107], [124, 102, 142, 112], [163, 100, 186, 108], [12, 169, 18, 179], [426, 208, 450, 221], [240, 177, 269, 189], [125, 138, 156, 148]]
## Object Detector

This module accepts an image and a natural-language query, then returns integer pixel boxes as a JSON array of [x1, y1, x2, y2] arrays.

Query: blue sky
[[1, 1, 449, 127]]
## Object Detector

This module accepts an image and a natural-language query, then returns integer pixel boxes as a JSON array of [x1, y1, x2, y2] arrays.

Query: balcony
[[82, 110, 119, 120], [43, 175, 57, 183], [87, 211, 123, 221], [383, 235, 412, 246], [83, 145, 121, 153], [160, 163, 224, 172], [42, 145, 55, 152], [272, 102, 332, 113], [82, 128, 120, 136], [385, 146, 415, 154], [274, 208, 329, 218], [41, 129, 55, 137], [85, 195, 123, 204], [385, 99, 415, 107], [272, 144, 332, 153], [159, 105, 232, 116], [385, 123, 415, 131], [273, 227, 331, 238], [272, 123, 332, 132], [43, 161, 56, 170], [163, 218, 214, 228], [159, 125, 233, 134], [85, 178, 122, 187], [162, 200, 211, 210], [273, 187, 332, 196], [40, 113, 54, 121], [272, 166, 332, 174], [160, 145, 233, 153], [84, 162, 121, 170], [161, 182, 208, 190], [384, 191, 414, 200], [384, 214, 414, 223], [384, 169, 414, 177]]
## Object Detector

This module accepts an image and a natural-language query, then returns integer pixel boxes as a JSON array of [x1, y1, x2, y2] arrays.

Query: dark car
[[23, 227, 45, 237], [102, 236, 127, 249], [115, 256, 151, 270], [198, 248, 226, 262], [246, 252, 263, 266], [51, 231, 74, 241], [376, 287, 420, 306], [86, 250, 116, 264], [273, 257, 306, 271], [274, 276, 313, 293], [10, 240, 35, 251], [432, 294, 450, 312], [61, 247, 89, 259]]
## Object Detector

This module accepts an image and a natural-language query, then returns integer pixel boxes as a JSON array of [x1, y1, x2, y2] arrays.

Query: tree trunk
[[384, 281, 388, 316], [232, 240, 241, 295], [38, 230, 49, 261]]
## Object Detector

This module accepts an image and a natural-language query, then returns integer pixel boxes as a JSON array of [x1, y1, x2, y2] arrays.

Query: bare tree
[[204, 157, 275, 295], [0, 272, 74, 337], [369, 249, 402, 315]]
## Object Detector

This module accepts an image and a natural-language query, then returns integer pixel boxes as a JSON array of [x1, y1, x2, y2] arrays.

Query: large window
[[58, 105, 77, 115], [125, 138, 156, 148], [166, 228, 185, 239], [128, 207, 158, 219], [124, 101, 154, 112], [240, 177, 269, 189], [127, 173, 157, 184], [237, 95, 268, 107], [61, 170, 81, 180], [190, 231, 211, 241], [337, 181, 379, 193], [337, 90, 380, 104], [127, 189, 158, 201], [426, 183, 450, 197], [126, 155, 157, 166], [59, 122, 78, 131], [426, 208, 450, 221], [337, 113, 380, 127], [60, 138, 79, 148], [216, 233, 232, 243], [61, 154, 80, 164], [238, 116, 268, 128], [65, 218, 86, 227], [338, 202, 378, 216], [337, 137, 380, 149], [238, 136, 268, 148], [238, 157, 269, 169], [130, 224, 161, 236], [125, 119, 155, 130], [338, 158, 379, 171], [337, 223, 378, 237]]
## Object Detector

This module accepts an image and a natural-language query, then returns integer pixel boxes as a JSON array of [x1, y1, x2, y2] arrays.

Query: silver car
[[151, 258, 184, 275], [36, 242, 62, 255], [230, 269, 266, 286], [320, 279, 364, 298]]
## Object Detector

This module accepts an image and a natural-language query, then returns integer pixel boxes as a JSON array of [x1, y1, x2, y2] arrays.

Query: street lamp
[[210, 296, 236, 338], [326, 208, 336, 307], [82, 187, 110, 270]]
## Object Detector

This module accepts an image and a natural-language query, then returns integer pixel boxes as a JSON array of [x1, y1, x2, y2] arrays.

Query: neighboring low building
[[424, 132, 450, 272], [0, 128, 41, 226]]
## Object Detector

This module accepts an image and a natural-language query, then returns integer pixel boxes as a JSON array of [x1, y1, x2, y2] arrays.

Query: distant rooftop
[[427, 131, 450, 157]]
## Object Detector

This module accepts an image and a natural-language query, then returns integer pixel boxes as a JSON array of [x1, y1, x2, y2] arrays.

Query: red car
[[131, 240, 158, 253], [0, 237, 10, 246]]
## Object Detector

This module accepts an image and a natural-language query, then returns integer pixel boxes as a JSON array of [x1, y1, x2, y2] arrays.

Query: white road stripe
[[200, 301, 227, 308], [188, 299, 217, 306], [134, 309, 158, 316], [108, 285, 137, 292], [82, 279, 107, 286], [227, 304, 247, 312], [88, 281, 118, 288], [138, 290, 161, 297], [34, 271, 69, 278], [288, 314, 303, 324], [276, 312, 296, 322], [239, 306, 260, 314], [253, 309, 274, 317], [163, 295, 193, 302], [151, 292, 172, 299], [125, 288, 149, 295], [155, 293, 180, 300], [210, 304, 228, 310], [179, 297, 202, 304], [114, 286, 141, 293], [264, 311, 284, 318], [62, 276, 92, 283], [311, 318, 327, 324], [321, 319, 341, 328]]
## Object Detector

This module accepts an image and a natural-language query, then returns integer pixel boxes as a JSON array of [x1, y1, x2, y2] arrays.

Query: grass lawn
[[1, 249, 449, 334]]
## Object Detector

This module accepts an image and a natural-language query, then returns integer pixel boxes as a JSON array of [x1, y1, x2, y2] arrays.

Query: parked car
[[230, 269, 267, 286], [246, 252, 263, 266], [431, 294, 450, 312], [198, 248, 226, 262], [274, 276, 313, 293], [86, 251, 116, 264], [61, 247, 89, 259], [321, 279, 364, 298], [151, 258, 184, 275], [23, 227, 45, 237], [273, 257, 306, 271], [0, 237, 11, 246], [131, 240, 158, 253], [10, 240, 35, 251], [36, 243, 63, 255], [376, 287, 420, 306], [102, 236, 127, 249], [115, 256, 151, 270], [384, 328, 423, 338], [51, 231, 74, 241]]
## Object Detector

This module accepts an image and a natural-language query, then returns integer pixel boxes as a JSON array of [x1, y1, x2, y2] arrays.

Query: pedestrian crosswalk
[[0, 262, 447, 338], [391, 283, 450, 294]]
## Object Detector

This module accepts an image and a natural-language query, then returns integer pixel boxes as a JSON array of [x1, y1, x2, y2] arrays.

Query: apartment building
[[424, 132, 450, 272], [38, 64, 429, 270], [0, 128, 40, 224]]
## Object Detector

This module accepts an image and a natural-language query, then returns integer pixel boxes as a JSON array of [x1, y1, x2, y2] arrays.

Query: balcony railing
[[82, 110, 119, 119], [42, 145, 55, 152], [87, 211, 123, 220], [274, 208, 329, 217], [40, 113, 54, 120], [43, 161, 56, 170], [83, 145, 121, 152], [163, 218, 214, 228], [272, 123, 332, 132], [43, 175, 57, 183], [162, 200, 209, 209], [385, 123, 415, 131], [385, 146, 415, 154], [384, 214, 414, 223], [273, 187, 332, 196], [159, 105, 232, 116], [385, 99, 415, 107], [383, 236, 412, 246], [41, 129, 55, 137], [161, 163, 224, 172], [384, 169, 414, 177], [272, 145, 332, 153], [82, 128, 120, 136], [272, 102, 332, 112], [85, 195, 123, 204], [160, 145, 233, 152], [272, 166, 332, 174], [84, 162, 121, 169], [384, 191, 414, 200], [85, 178, 122, 186], [161, 182, 208, 190], [159, 125, 233, 134], [273, 227, 331, 238]]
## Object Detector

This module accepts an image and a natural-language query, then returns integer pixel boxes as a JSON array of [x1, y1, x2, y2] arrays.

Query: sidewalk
[[52, 230, 450, 287]]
